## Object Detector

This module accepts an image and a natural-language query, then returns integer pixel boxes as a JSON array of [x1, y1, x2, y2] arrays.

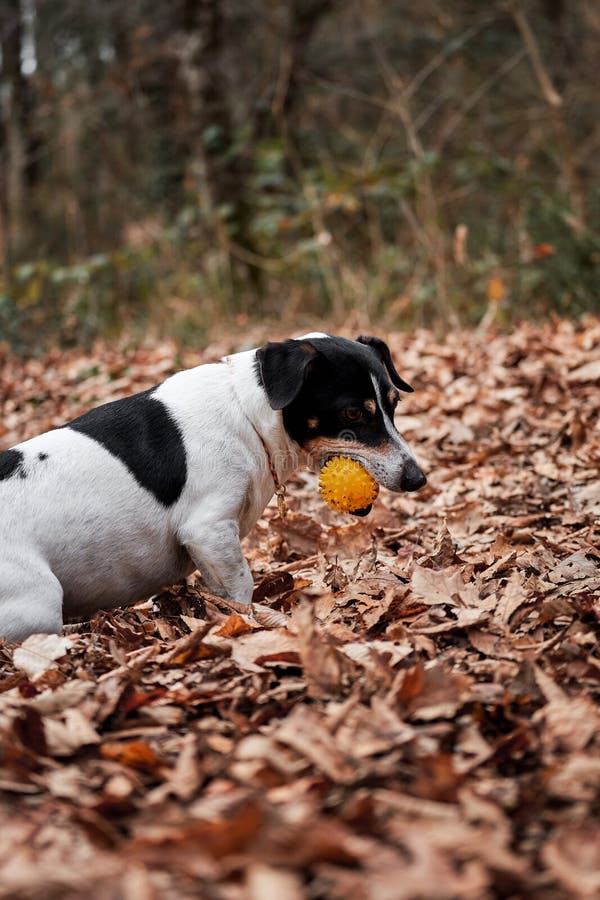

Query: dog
[[0, 334, 426, 641]]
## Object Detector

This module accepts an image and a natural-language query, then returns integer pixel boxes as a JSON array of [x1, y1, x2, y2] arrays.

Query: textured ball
[[319, 455, 379, 514]]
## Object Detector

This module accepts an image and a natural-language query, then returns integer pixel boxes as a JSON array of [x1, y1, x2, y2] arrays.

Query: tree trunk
[[0, 0, 27, 269], [258, 0, 334, 140], [181, 0, 259, 298]]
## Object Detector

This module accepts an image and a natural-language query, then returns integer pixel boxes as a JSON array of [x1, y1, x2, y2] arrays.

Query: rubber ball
[[319, 455, 379, 513]]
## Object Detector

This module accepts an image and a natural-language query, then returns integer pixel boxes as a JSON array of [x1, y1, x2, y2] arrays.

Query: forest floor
[[1, 319, 599, 899]]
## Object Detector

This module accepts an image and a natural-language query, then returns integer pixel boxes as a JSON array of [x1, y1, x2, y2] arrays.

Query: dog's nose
[[401, 460, 427, 492]]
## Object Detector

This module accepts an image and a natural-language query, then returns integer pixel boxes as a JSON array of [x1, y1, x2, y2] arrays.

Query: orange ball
[[319, 455, 379, 513]]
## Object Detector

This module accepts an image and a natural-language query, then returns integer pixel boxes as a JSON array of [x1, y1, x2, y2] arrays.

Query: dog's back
[[1, 426, 193, 619]]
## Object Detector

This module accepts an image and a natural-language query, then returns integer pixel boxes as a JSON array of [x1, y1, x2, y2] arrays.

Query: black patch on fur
[[256, 340, 319, 410], [0, 448, 26, 480], [356, 335, 413, 392], [67, 389, 187, 506], [261, 336, 400, 450], [38, 452, 48, 461]]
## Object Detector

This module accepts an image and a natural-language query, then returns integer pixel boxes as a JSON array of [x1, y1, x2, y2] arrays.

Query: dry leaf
[[411, 564, 480, 608], [275, 706, 358, 783], [12, 633, 72, 678], [230, 629, 300, 672], [247, 864, 305, 900], [101, 740, 162, 772], [44, 708, 100, 756], [215, 613, 253, 638]]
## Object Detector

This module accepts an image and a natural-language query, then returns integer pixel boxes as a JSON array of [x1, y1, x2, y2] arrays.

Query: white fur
[[0, 349, 301, 642], [367, 373, 418, 487]]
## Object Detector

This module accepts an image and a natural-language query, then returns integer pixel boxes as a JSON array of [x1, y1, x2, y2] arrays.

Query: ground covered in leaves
[[1, 319, 599, 899]]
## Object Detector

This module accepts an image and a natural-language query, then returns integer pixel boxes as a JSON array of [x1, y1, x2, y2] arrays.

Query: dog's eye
[[343, 407, 363, 423]]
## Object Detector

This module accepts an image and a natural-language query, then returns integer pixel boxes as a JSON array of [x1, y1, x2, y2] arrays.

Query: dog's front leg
[[179, 517, 254, 612]]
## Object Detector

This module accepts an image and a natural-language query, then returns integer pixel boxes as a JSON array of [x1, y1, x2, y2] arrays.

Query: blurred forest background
[[0, 0, 598, 348]]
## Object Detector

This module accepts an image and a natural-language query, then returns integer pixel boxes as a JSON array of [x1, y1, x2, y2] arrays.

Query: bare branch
[[437, 49, 526, 149], [504, 0, 563, 108]]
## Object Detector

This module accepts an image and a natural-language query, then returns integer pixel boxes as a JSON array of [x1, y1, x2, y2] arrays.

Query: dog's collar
[[224, 356, 287, 518], [252, 427, 287, 518]]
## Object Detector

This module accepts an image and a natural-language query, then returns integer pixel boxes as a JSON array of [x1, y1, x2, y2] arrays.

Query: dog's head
[[256, 334, 426, 507]]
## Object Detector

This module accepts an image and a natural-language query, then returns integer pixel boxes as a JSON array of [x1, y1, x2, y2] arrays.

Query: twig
[[403, 14, 498, 100], [276, 555, 319, 573], [504, 0, 563, 108], [226, 239, 301, 273], [437, 49, 526, 149]]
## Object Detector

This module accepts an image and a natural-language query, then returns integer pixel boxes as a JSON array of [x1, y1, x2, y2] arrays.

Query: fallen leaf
[[44, 708, 100, 756], [215, 613, 253, 638], [230, 629, 300, 672], [566, 359, 600, 383], [396, 661, 473, 720], [543, 825, 600, 897], [274, 706, 358, 783], [247, 863, 305, 900], [101, 740, 162, 772], [12, 634, 72, 678], [294, 601, 348, 699], [411, 564, 480, 608]]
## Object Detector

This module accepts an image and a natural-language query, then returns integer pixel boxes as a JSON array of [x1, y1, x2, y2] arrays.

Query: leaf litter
[[1, 318, 599, 898]]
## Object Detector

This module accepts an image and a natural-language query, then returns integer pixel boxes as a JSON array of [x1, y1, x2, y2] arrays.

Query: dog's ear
[[256, 340, 320, 410], [356, 335, 414, 393]]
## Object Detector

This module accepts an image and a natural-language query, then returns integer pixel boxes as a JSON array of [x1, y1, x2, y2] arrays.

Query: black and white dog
[[0, 334, 426, 641]]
